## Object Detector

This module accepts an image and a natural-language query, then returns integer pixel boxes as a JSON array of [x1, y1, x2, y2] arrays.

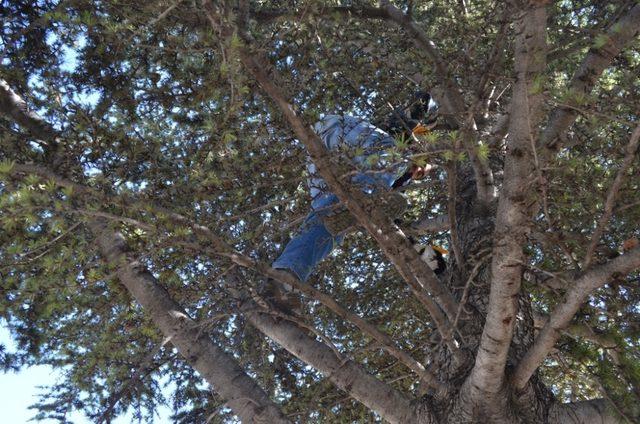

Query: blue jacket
[[307, 115, 407, 208]]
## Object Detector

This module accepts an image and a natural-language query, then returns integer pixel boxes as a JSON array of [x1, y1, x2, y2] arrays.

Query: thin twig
[[583, 124, 640, 269], [452, 251, 491, 332]]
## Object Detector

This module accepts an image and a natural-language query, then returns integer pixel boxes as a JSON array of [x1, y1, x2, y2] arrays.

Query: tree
[[1, 0, 639, 422]]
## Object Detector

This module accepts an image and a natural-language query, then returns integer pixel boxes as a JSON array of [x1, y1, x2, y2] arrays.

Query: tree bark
[[241, 301, 431, 424], [468, 0, 548, 404], [90, 221, 292, 424]]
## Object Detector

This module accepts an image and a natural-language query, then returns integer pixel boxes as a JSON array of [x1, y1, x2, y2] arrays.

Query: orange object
[[432, 245, 449, 255], [412, 123, 430, 135]]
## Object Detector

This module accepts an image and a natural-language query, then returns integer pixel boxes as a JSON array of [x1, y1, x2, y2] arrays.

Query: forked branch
[[513, 246, 640, 389]]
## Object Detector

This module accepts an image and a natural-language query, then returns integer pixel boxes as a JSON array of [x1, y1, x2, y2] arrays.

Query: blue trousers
[[272, 194, 344, 282]]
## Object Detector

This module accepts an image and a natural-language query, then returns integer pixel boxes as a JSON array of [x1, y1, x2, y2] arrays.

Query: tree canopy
[[1, 0, 639, 423]]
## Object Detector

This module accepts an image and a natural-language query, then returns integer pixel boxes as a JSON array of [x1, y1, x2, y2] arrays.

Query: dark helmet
[[377, 90, 439, 136], [405, 91, 439, 125]]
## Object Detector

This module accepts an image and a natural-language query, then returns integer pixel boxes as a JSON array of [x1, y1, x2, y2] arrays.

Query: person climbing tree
[[265, 91, 440, 309]]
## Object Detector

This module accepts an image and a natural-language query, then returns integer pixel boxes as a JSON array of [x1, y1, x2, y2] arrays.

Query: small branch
[[513, 246, 640, 390], [73, 209, 155, 231], [541, 4, 640, 152], [532, 311, 619, 351], [252, 5, 388, 23], [582, 125, 640, 269], [522, 265, 570, 292], [452, 252, 491, 332], [19, 222, 81, 259], [409, 214, 450, 234], [98, 340, 173, 424], [446, 162, 464, 270]]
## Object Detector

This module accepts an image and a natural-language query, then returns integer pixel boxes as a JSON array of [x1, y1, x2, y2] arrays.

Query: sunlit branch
[[582, 125, 640, 269], [513, 246, 640, 390], [540, 4, 640, 152]]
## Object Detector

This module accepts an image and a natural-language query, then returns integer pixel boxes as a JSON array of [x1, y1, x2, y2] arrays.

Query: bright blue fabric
[[272, 116, 404, 282]]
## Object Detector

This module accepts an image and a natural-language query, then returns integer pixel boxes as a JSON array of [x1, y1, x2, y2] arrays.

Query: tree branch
[[0, 79, 57, 143], [540, 4, 640, 151], [93, 222, 292, 424], [532, 311, 619, 351], [513, 246, 640, 390], [582, 125, 640, 269], [241, 300, 432, 424], [409, 214, 450, 234], [468, 0, 548, 398]]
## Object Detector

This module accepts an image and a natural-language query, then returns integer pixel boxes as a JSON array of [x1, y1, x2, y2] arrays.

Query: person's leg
[[272, 196, 343, 282]]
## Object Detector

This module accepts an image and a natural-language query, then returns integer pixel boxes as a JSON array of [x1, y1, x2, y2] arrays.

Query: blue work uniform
[[272, 115, 407, 281]]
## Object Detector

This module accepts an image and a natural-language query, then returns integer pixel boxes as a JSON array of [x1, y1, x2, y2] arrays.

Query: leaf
[[0, 160, 15, 174], [365, 154, 380, 166], [61, 186, 74, 198], [230, 33, 244, 50], [529, 74, 546, 95], [24, 174, 41, 187], [478, 143, 490, 162], [592, 34, 609, 50]]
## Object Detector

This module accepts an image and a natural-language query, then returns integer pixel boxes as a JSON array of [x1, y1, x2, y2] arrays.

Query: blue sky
[[0, 325, 172, 423]]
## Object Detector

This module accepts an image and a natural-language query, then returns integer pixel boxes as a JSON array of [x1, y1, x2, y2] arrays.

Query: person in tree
[[265, 92, 442, 309]]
